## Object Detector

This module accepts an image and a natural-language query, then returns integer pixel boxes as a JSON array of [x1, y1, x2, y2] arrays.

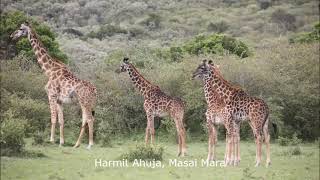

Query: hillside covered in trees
[[1, 0, 319, 154]]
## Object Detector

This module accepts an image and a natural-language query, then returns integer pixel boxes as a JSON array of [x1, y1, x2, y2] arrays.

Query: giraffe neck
[[206, 66, 238, 103], [203, 76, 224, 108], [126, 64, 158, 98], [27, 29, 64, 76]]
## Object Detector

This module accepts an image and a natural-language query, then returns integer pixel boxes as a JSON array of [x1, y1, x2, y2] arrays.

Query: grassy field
[[1, 137, 319, 180]]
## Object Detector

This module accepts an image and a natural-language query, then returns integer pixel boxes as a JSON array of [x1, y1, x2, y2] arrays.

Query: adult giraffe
[[119, 57, 187, 156], [11, 22, 97, 149], [193, 60, 271, 167]]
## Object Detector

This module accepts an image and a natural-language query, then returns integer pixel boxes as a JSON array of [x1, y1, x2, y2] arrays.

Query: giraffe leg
[[74, 107, 88, 148], [207, 119, 217, 161], [145, 113, 154, 145], [255, 133, 262, 167], [173, 117, 182, 157], [149, 116, 155, 145], [57, 103, 64, 146], [87, 109, 94, 149], [264, 119, 271, 167], [176, 113, 187, 157], [48, 95, 58, 143], [74, 121, 86, 148], [233, 123, 240, 166], [224, 134, 228, 163], [180, 126, 187, 156], [177, 130, 182, 157], [226, 133, 233, 166]]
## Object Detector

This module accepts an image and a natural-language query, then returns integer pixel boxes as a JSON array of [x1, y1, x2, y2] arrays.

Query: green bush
[[289, 22, 320, 43], [7, 94, 49, 136], [169, 46, 184, 62], [119, 144, 164, 162], [0, 11, 68, 63], [278, 136, 291, 146], [0, 111, 26, 156], [290, 146, 302, 155], [87, 25, 127, 40], [32, 131, 46, 145], [277, 134, 302, 146], [183, 34, 250, 58]]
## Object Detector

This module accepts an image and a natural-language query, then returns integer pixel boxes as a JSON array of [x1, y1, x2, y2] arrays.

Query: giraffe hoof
[[177, 152, 181, 157], [266, 161, 271, 167], [86, 145, 92, 150], [255, 162, 260, 167], [233, 160, 239, 166]]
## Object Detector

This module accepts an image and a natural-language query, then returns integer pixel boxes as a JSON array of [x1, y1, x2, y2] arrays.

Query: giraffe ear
[[208, 60, 213, 65], [123, 57, 129, 64]]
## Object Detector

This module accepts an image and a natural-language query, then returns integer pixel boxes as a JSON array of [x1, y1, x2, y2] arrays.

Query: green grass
[[1, 138, 319, 180]]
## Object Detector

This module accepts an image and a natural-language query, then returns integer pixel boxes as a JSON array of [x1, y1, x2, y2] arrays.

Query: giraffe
[[120, 57, 187, 156], [10, 22, 97, 149], [193, 60, 271, 167], [192, 62, 234, 162]]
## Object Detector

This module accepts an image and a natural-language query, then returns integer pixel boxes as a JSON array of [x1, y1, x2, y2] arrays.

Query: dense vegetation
[[0, 0, 319, 156]]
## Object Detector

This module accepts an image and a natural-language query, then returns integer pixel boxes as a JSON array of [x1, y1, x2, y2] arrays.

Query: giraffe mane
[[129, 63, 160, 89], [30, 27, 66, 65], [210, 64, 244, 91]]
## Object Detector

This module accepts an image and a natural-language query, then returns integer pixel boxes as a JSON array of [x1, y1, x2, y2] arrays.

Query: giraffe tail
[[272, 122, 278, 138], [92, 110, 95, 117]]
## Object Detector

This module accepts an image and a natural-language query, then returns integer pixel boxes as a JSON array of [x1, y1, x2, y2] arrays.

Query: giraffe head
[[192, 59, 214, 80], [119, 57, 131, 73], [10, 22, 31, 41]]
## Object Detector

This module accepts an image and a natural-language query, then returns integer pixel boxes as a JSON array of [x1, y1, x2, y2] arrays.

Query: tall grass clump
[[119, 144, 164, 162]]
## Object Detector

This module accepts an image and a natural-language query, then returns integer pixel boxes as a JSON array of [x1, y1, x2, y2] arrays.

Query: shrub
[[0, 11, 68, 63], [278, 136, 291, 146], [87, 24, 127, 40], [207, 21, 229, 33], [271, 9, 296, 31], [119, 144, 164, 162], [99, 133, 112, 147], [183, 34, 250, 58], [169, 46, 184, 62], [277, 133, 302, 146], [32, 131, 46, 145], [160, 117, 178, 142], [290, 146, 302, 155], [256, 0, 272, 10], [290, 133, 302, 146], [0, 111, 26, 156], [7, 94, 50, 136], [289, 22, 320, 43], [62, 28, 84, 37], [140, 13, 161, 30], [128, 26, 145, 39]]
